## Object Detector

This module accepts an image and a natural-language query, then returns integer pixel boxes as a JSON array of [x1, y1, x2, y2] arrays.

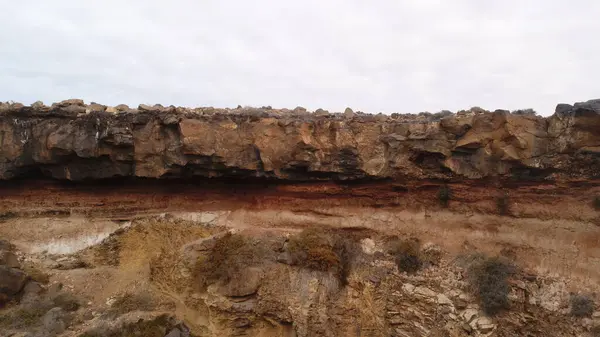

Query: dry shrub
[[496, 193, 510, 215], [80, 314, 177, 337], [387, 237, 422, 274], [593, 196, 600, 211], [22, 263, 50, 284], [0, 306, 46, 329], [194, 232, 263, 287], [109, 292, 155, 317], [287, 228, 360, 285], [438, 185, 451, 207], [0, 290, 81, 329], [466, 256, 515, 316], [570, 294, 595, 317], [52, 292, 80, 312]]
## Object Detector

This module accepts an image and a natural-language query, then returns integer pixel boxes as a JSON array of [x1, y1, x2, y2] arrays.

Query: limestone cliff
[[1, 99, 599, 181]]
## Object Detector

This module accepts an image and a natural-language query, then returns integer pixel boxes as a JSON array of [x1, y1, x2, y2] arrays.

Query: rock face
[[1, 99, 600, 181]]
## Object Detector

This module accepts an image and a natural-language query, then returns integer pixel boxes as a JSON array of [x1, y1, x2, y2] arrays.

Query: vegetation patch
[[0, 306, 46, 329], [21, 263, 50, 284], [464, 255, 516, 316], [386, 237, 423, 274], [496, 193, 510, 215], [437, 185, 452, 207], [108, 291, 156, 317], [52, 292, 81, 312], [193, 232, 265, 287], [570, 294, 595, 317], [80, 314, 176, 337], [593, 196, 600, 211], [287, 228, 360, 285]]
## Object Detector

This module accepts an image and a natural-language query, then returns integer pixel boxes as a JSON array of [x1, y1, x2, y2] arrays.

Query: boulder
[[0, 265, 29, 302], [42, 307, 67, 334], [0, 250, 20, 268]]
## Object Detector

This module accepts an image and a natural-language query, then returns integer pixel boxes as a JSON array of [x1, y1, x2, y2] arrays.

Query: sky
[[1, 1, 599, 116]]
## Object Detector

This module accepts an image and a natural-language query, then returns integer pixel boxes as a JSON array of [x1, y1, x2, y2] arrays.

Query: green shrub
[[570, 294, 595, 317], [496, 193, 510, 215], [467, 256, 515, 316], [438, 185, 452, 207]]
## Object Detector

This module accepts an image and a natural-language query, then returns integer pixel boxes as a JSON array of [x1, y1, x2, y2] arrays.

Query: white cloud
[[1, 0, 599, 115]]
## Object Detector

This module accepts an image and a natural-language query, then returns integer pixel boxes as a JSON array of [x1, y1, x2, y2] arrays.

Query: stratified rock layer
[[1, 99, 599, 181]]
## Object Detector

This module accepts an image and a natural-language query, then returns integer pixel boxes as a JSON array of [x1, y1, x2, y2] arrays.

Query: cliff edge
[[1, 99, 599, 181]]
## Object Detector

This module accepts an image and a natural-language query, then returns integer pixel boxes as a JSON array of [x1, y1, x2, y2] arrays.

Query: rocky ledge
[[1, 99, 599, 181]]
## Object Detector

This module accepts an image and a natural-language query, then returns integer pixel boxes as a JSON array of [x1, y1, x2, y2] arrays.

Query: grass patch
[[570, 294, 595, 317]]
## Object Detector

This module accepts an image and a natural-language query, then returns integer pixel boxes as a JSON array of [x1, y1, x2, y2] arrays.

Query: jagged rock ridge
[[1, 99, 599, 181]]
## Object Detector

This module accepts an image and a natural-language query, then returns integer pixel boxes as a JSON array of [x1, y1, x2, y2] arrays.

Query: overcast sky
[[1, 1, 598, 116]]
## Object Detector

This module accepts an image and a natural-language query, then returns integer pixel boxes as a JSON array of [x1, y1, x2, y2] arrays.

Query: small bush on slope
[[386, 237, 423, 274], [593, 196, 600, 210], [570, 294, 595, 317], [496, 193, 510, 215], [287, 228, 360, 285], [438, 185, 452, 207], [466, 256, 516, 316], [194, 232, 261, 287]]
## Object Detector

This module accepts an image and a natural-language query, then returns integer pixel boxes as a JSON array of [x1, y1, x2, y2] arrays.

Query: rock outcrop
[[1, 99, 599, 181]]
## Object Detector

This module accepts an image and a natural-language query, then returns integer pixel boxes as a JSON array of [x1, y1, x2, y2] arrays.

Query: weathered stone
[[0, 250, 20, 268], [461, 309, 478, 323], [138, 104, 157, 111], [437, 293, 454, 306], [402, 283, 415, 294], [0, 239, 14, 251], [474, 316, 496, 333], [31, 101, 45, 109], [115, 104, 130, 111], [105, 106, 118, 114], [0, 99, 599, 181], [344, 107, 355, 118], [165, 328, 182, 337], [414, 286, 437, 299], [56, 99, 84, 107], [86, 103, 106, 113], [0, 266, 29, 301], [42, 307, 67, 334]]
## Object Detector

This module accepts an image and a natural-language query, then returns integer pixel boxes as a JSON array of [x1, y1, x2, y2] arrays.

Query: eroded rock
[[0, 99, 599, 181]]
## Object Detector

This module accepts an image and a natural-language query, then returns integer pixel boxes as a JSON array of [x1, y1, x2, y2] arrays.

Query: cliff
[[1, 99, 599, 182], [2, 99, 600, 337]]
